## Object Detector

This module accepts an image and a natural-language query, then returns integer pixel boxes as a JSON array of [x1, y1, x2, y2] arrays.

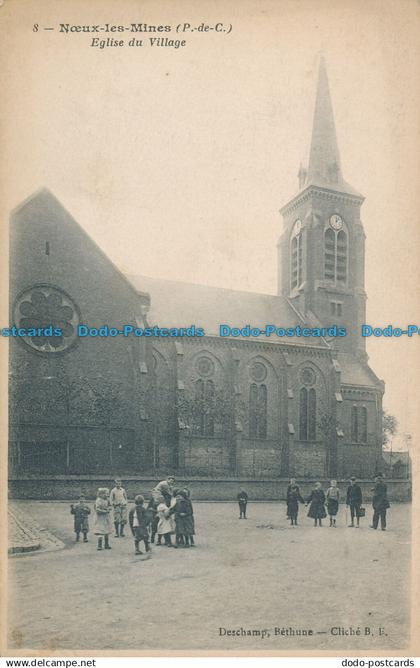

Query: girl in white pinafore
[[156, 501, 175, 547], [94, 488, 113, 551]]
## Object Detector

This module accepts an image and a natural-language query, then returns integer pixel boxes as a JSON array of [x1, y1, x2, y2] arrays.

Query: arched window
[[290, 220, 303, 290], [249, 383, 267, 439], [324, 225, 348, 284], [205, 379, 215, 437], [299, 387, 316, 441], [351, 405, 367, 444], [195, 379, 215, 437]]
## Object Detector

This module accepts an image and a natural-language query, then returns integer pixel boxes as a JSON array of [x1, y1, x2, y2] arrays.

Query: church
[[8, 59, 385, 492]]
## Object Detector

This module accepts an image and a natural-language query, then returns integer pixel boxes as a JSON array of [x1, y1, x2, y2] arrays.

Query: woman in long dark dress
[[306, 482, 327, 527]]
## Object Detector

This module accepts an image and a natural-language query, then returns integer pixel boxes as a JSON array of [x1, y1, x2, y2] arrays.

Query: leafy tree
[[382, 410, 398, 449], [177, 386, 246, 475]]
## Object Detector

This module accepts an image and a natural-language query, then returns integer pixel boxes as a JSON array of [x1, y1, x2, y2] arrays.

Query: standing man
[[237, 489, 248, 519], [346, 476, 363, 527], [110, 478, 128, 537], [371, 473, 390, 531]]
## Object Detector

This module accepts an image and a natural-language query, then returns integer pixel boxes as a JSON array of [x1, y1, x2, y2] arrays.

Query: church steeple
[[278, 57, 367, 358], [301, 57, 360, 197], [307, 56, 341, 186]]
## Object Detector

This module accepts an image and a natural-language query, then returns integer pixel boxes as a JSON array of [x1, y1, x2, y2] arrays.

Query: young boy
[[326, 480, 340, 527], [237, 489, 248, 519], [147, 495, 159, 544], [70, 495, 90, 542], [110, 478, 128, 538], [129, 495, 151, 555]]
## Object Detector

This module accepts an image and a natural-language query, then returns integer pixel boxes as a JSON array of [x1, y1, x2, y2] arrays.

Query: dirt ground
[[8, 500, 411, 652]]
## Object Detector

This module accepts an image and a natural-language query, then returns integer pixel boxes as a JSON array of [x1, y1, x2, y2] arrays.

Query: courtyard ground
[[8, 500, 411, 652]]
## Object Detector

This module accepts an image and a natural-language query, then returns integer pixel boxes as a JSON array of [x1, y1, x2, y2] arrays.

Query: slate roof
[[126, 274, 329, 347], [337, 352, 382, 387]]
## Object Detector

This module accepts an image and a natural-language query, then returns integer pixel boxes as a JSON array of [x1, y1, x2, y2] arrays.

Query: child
[[173, 489, 194, 547], [70, 495, 90, 542], [286, 479, 304, 526], [306, 482, 327, 527], [237, 489, 248, 519], [129, 495, 151, 555], [147, 495, 159, 544], [94, 488, 113, 550], [110, 478, 128, 537], [182, 488, 196, 547], [326, 479, 340, 527], [156, 499, 176, 547]]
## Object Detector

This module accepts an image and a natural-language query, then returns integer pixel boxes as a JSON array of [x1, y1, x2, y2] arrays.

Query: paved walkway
[[8, 503, 65, 556]]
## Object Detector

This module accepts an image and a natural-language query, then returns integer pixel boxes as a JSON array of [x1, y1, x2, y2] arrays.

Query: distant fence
[[8, 475, 412, 502]]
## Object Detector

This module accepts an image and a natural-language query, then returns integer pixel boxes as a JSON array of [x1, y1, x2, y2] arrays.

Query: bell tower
[[278, 57, 367, 358]]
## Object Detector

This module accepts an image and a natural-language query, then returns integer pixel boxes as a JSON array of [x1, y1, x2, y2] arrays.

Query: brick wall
[[8, 476, 411, 502]]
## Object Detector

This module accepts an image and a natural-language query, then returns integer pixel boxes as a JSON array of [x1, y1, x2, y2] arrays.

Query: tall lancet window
[[324, 214, 348, 284], [249, 383, 267, 439], [290, 219, 303, 290]]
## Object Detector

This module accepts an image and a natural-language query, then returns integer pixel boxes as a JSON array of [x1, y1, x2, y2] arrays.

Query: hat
[[350, 476, 356, 481], [135, 494, 145, 504]]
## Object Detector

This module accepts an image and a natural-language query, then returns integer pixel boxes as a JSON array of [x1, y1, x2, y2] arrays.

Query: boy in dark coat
[[346, 476, 363, 527], [286, 479, 304, 525], [237, 489, 248, 519], [70, 495, 90, 542], [306, 482, 327, 527], [370, 474, 390, 531], [147, 495, 159, 544], [129, 495, 151, 555]]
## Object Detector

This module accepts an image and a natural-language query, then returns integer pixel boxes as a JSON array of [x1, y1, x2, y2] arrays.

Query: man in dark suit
[[346, 476, 363, 527], [371, 473, 390, 531]]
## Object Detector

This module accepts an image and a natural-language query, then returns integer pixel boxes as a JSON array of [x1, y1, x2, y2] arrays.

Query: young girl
[[70, 494, 90, 542], [94, 488, 113, 550], [157, 499, 176, 547], [182, 488, 196, 547], [306, 482, 327, 527], [286, 479, 305, 526], [326, 480, 340, 527], [173, 489, 194, 547]]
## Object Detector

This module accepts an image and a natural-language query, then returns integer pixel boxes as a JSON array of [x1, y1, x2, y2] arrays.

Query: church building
[[8, 59, 385, 490]]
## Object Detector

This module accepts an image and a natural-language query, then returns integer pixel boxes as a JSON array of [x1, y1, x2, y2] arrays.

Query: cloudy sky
[[2, 0, 419, 449]]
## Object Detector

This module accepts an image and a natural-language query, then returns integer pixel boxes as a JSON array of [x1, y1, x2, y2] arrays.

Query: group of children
[[70, 477, 196, 555], [236, 477, 372, 528], [287, 478, 356, 527]]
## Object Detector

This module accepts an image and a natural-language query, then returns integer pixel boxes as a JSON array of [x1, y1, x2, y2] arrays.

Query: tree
[[382, 411, 398, 450], [317, 411, 339, 478], [177, 386, 246, 476]]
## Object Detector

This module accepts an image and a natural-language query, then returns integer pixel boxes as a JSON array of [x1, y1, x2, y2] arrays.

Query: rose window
[[300, 367, 315, 386], [13, 285, 80, 353], [249, 361, 267, 382], [196, 356, 215, 377]]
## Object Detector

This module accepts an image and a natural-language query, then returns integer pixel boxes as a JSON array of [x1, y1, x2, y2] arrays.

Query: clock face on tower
[[329, 214, 343, 230]]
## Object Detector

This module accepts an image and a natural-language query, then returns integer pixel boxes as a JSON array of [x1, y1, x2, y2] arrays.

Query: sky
[[1, 0, 419, 450]]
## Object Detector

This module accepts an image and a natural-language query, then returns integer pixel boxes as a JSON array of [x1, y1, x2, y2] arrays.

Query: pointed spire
[[307, 56, 341, 184], [301, 56, 361, 197]]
